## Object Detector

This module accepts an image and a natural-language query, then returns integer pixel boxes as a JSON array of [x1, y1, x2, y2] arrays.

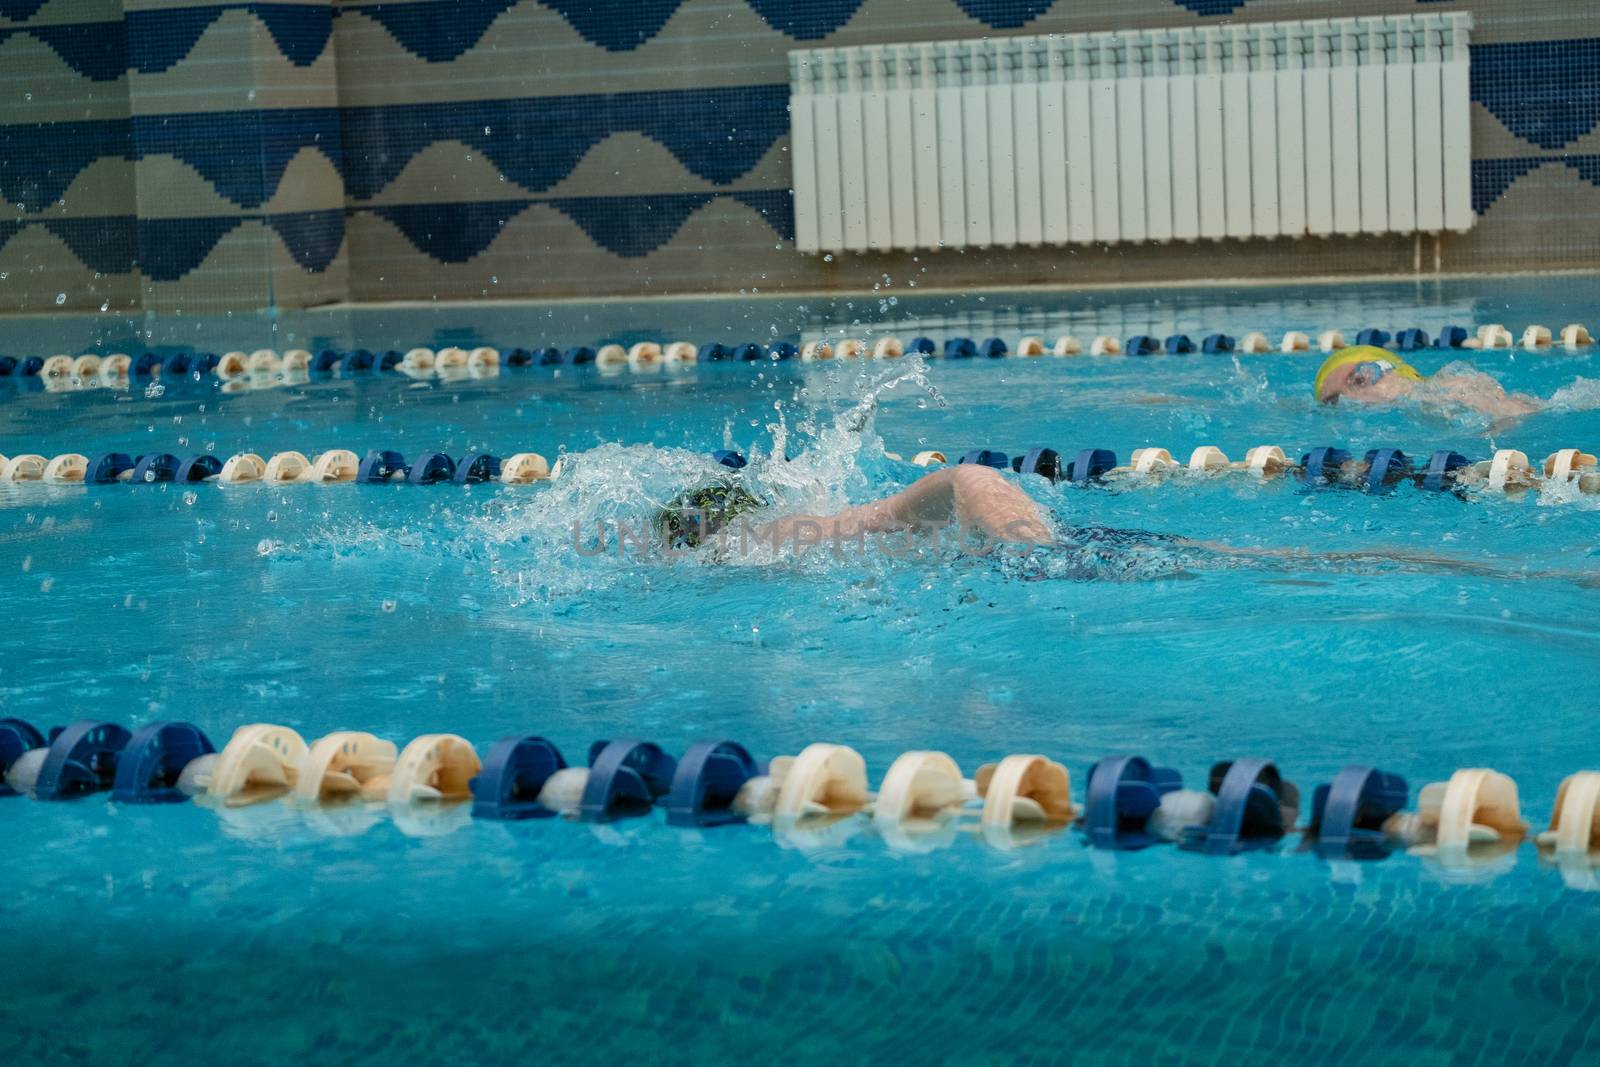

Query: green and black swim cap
[[657, 482, 767, 548]]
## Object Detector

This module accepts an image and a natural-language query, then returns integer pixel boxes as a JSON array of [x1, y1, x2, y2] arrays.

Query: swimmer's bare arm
[[756, 465, 1054, 547]]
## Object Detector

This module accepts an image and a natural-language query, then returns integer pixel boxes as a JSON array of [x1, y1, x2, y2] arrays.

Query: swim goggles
[[1346, 359, 1397, 388]]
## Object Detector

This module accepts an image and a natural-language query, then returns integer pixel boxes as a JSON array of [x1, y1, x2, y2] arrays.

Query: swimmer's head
[[1314, 346, 1424, 405], [657, 482, 767, 548]]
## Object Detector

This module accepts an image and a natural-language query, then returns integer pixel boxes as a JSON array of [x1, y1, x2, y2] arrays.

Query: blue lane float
[[1422, 449, 1473, 491], [666, 740, 760, 828], [767, 342, 798, 361], [357, 450, 409, 483], [1300, 446, 1351, 484], [908, 337, 937, 355], [1394, 328, 1431, 352], [110, 721, 213, 804], [563, 346, 596, 365], [453, 453, 502, 484], [1012, 447, 1062, 482], [960, 449, 1010, 470], [943, 337, 976, 359], [712, 449, 748, 469], [87, 452, 135, 484], [732, 343, 765, 362], [0, 717, 45, 797], [1084, 755, 1183, 850], [978, 337, 1008, 359], [1126, 335, 1161, 356], [1436, 326, 1471, 348], [405, 451, 457, 485], [579, 739, 678, 823], [176, 454, 222, 482], [1308, 766, 1409, 861], [1356, 328, 1392, 347], [1180, 759, 1299, 855], [1068, 448, 1117, 484], [1363, 448, 1412, 493], [340, 349, 375, 372], [34, 721, 131, 801], [1165, 335, 1196, 354], [1202, 334, 1235, 354], [130, 453, 181, 484], [314, 349, 344, 372], [701, 342, 730, 362], [470, 735, 567, 820]]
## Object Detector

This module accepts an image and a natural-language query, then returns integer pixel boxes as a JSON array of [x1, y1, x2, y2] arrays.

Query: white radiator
[[788, 13, 1473, 254]]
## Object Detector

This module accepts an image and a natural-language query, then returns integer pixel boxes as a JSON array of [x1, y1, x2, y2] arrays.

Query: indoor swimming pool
[[3, 274, 1599, 1064]]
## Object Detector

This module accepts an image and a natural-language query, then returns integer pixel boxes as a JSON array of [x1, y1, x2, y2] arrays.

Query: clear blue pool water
[[3, 274, 1600, 1064]]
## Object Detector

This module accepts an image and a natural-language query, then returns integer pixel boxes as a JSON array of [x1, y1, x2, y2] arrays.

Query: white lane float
[[216, 351, 249, 378], [282, 349, 311, 372], [42, 454, 87, 484], [469, 346, 500, 369], [594, 343, 626, 368], [1187, 446, 1231, 473], [872, 751, 971, 828], [1478, 324, 1513, 349], [248, 349, 281, 372], [0, 454, 46, 481], [1237, 332, 1271, 354], [836, 339, 866, 359], [1280, 331, 1311, 353], [1089, 335, 1121, 356], [873, 336, 904, 358], [71, 354, 101, 379], [1053, 335, 1082, 356], [1244, 445, 1294, 477], [499, 452, 550, 483], [382, 734, 481, 806], [41, 354, 73, 378], [1480, 449, 1535, 493], [1392, 767, 1528, 859], [308, 449, 360, 483], [1561, 324, 1592, 348], [800, 340, 834, 361], [1130, 447, 1178, 475], [100, 353, 131, 378], [1521, 325, 1552, 349], [1014, 336, 1045, 357], [975, 755, 1074, 828], [770, 743, 871, 824], [262, 451, 311, 483], [1318, 330, 1346, 353], [435, 346, 468, 370], [626, 342, 662, 368], [218, 452, 267, 484], [663, 341, 698, 364], [1538, 772, 1600, 855], [1542, 449, 1597, 485], [293, 731, 397, 805], [399, 347, 436, 375], [206, 724, 309, 807], [911, 450, 948, 467]]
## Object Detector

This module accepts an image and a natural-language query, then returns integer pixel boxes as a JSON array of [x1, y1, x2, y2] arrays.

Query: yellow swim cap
[[1313, 345, 1423, 402]]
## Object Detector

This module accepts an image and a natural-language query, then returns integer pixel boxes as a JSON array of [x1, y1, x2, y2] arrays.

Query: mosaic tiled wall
[[0, 0, 1595, 312]]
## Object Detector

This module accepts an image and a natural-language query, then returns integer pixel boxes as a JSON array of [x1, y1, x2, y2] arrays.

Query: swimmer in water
[[1313, 345, 1538, 419], [659, 462, 1599, 585]]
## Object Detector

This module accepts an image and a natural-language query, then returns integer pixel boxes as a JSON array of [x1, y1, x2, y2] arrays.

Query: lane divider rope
[[1, 322, 1592, 392], [2, 446, 1596, 498], [3, 718, 1597, 884]]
